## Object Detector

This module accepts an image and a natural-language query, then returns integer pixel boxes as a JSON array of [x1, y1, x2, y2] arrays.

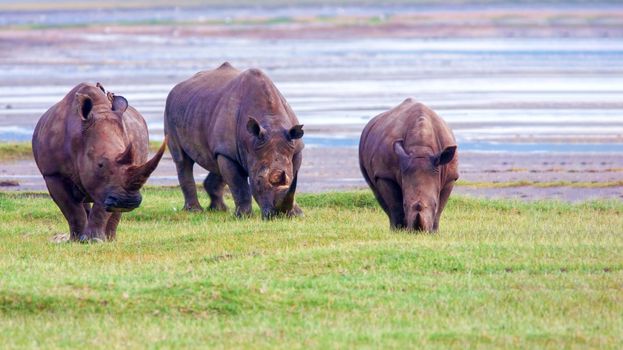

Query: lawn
[[0, 188, 621, 349]]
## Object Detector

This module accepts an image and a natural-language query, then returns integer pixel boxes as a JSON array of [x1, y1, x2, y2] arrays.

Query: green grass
[[0, 143, 32, 162], [0, 188, 622, 349]]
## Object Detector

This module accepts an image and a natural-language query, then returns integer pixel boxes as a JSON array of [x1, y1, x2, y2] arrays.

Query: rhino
[[359, 98, 459, 231], [32, 83, 166, 242], [164, 62, 304, 219]]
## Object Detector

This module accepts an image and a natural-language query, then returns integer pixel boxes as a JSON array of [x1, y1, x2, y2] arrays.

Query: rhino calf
[[32, 83, 166, 242], [359, 98, 459, 231], [164, 63, 304, 219]]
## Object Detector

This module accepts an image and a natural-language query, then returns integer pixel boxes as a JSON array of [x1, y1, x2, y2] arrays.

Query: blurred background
[[0, 0, 622, 199]]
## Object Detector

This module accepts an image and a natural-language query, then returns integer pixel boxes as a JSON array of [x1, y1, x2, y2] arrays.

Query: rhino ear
[[434, 145, 457, 166], [75, 93, 93, 121], [246, 117, 265, 138], [112, 95, 128, 114], [288, 124, 304, 140], [393, 140, 408, 160]]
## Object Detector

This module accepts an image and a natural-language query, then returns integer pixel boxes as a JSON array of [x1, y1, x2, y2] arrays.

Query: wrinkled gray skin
[[164, 62, 304, 219], [359, 98, 459, 232], [32, 83, 166, 242]]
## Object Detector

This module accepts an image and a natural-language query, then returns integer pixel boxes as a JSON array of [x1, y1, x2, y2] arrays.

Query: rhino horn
[[126, 137, 167, 191], [116, 142, 134, 165]]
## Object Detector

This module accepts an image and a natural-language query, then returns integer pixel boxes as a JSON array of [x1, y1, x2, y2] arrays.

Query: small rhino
[[359, 98, 459, 231], [32, 83, 166, 242]]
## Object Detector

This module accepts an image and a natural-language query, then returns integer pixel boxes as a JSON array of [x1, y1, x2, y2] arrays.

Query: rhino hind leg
[[374, 178, 405, 230], [171, 149, 203, 212], [44, 175, 88, 241], [204, 173, 228, 212], [217, 156, 252, 217]]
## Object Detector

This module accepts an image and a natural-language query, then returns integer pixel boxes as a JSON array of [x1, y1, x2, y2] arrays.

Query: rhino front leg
[[82, 203, 111, 243], [105, 212, 122, 241], [279, 171, 303, 217], [433, 183, 454, 232], [217, 156, 252, 217], [279, 152, 303, 217], [374, 178, 405, 230], [43, 175, 87, 241]]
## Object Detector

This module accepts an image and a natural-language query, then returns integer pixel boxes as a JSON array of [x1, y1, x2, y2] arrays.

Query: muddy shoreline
[[2, 148, 621, 202]]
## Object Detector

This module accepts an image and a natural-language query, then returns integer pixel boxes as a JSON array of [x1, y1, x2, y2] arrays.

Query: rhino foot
[[79, 234, 106, 244], [286, 204, 304, 218], [183, 204, 203, 212], [208, 201, 228, 212], [234, 206, 252, 218]]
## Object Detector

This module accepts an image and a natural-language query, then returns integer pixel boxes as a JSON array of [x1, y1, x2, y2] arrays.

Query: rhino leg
[[204, 173, 228, 212], [81, 203, 110, 242], [172, 149, 203, 212], [83, 203, 91, 217], [433, 183, 454, 232], [280, 152, 303, 217], [105, 212, 122, 241], [374, 178, 405, 230], [44, 175, 87, 241], [217, 156, 252, 217], [279, 172, 303, 217]]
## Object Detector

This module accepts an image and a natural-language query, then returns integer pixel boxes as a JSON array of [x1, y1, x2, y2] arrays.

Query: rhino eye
[[255, 135, 268, 148], [98, 162, 104, 168]]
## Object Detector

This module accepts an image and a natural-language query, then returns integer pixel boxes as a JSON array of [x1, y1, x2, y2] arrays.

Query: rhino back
[[165, 64, 300, 170], [32, 84, 90, 177], [164, 63, 242, 169]]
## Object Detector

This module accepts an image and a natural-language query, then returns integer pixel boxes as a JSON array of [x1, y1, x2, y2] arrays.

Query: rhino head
[[74, 91, 166, 212], [245, 117, 303, 219], [394, 140, 456, 231]]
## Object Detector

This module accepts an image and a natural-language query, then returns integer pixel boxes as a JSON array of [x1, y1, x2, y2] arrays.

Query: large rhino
[[32, 83, 166, 242], [164, 62, 304, 218], [359, 98, 459, 231]]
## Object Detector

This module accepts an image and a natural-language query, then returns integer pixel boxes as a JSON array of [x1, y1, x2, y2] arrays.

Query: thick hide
[[359, 98, 459, 231], [164, 62, 304, 219], [32, 83, 166, 242]]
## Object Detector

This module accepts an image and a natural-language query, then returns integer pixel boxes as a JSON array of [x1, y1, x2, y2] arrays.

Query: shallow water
[[1, 8, 622, 153]]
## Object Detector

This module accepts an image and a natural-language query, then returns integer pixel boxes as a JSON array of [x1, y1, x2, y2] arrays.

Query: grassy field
[[0, 143, 33, 162], [0, 188, 621, 349]]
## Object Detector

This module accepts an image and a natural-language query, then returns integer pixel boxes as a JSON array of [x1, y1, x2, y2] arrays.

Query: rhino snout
[[404, 200, 435, 232], [406, 212, 432, 232], [104, 192, 142, 212]]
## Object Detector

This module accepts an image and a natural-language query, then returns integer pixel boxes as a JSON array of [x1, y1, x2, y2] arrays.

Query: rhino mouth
[[104, 194, 142, 212]]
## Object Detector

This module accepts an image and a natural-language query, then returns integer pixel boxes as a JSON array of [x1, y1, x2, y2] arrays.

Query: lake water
[[1, 11, 622, 153]]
